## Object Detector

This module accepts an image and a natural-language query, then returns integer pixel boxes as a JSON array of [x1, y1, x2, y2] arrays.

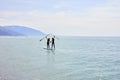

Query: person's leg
[[47, 43, 49, 49], [51, 43, 53, 49], [54, 43, 55, 49], [47, 44, 48, 49], [48, 43, 50, 49]]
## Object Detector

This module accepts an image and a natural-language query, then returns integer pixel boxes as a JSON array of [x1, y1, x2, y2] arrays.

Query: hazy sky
[[0, 0, 120, 36]]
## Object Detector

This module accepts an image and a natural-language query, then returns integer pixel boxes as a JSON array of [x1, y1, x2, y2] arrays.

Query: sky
[[0, 0, 120, 36]]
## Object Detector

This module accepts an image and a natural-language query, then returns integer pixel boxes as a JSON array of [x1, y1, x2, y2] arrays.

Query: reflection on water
[[46, 49, 56, 55], [46, 50, 56, 67]]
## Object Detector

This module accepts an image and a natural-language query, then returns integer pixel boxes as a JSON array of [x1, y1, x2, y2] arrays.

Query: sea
[[0, 36, 120, 80]]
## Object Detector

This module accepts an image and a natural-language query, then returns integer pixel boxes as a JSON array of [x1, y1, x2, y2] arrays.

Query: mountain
[[0, 26, 45, 36]]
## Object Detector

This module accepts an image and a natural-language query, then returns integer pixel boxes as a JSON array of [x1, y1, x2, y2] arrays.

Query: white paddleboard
[[43, 48, 53, 50]]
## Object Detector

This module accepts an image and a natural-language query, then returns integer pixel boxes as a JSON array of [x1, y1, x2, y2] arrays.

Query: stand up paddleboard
[[43, 48, 53, 50]]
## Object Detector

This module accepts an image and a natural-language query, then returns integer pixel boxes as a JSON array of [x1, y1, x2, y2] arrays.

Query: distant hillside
[[0, 26, 45, 36]]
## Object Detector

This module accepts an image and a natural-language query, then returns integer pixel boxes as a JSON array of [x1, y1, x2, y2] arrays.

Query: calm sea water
[[0, 36, 120, 80]]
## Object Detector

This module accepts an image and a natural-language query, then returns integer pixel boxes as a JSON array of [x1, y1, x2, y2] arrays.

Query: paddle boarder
[[51, 36, 55, 49], [47, 37, 50, 49]]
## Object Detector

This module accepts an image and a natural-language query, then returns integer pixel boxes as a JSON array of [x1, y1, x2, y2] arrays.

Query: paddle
[[39, 34, 50, 41]]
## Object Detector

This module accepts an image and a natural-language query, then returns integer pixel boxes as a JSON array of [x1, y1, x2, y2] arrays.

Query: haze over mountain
[[0, 26, 45, 36]]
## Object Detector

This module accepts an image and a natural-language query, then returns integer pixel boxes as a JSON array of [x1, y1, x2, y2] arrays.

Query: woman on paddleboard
[[47, 37, 50, 49], [51, 36, 55, 49]]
